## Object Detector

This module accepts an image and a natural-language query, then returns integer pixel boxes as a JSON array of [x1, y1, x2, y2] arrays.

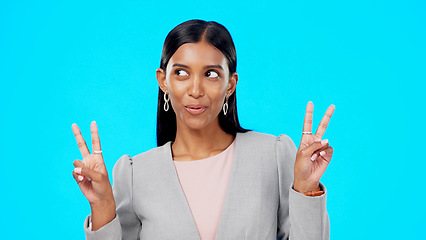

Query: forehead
[[168, 41, 228, 68]]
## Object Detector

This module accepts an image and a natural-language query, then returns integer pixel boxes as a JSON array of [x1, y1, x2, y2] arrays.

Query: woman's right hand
[[72, 121, 116, 230]]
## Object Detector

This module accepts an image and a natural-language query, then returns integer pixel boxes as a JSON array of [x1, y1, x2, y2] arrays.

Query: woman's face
[[157, 41, 237, 131]]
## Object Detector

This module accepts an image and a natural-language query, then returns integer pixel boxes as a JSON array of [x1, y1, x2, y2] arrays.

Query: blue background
[[1, 0, 424, 239]]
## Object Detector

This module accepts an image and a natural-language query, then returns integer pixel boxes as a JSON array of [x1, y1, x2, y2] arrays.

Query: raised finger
[[302, 101, 314, 134], [315, 104, 335, 138], [91, 121, 102, 153], [72, 123, 90, 158]]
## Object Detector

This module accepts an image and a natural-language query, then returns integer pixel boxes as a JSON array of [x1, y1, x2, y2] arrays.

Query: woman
[[72, 20, 334, 240]]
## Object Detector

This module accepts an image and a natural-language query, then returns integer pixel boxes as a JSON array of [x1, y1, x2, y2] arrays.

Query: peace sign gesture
[[71, 121, 116, 205], [72, 121, 116, 231], [293, 102, 335, 194]]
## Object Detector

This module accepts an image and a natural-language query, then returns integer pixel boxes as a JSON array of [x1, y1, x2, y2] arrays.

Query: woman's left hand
[[293, 101, 335, 193]]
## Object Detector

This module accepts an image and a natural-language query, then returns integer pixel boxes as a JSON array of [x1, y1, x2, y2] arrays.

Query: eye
[[206, 70, 219, 78], [175, 69, 189, 77]]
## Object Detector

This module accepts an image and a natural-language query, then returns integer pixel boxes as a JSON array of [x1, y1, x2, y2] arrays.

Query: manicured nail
[[310, 153, 318, 161], [78, 175, 84, 181], [320, 151, 326, 156], [74, 167, 82, 174], [321, 139, 328, 145]]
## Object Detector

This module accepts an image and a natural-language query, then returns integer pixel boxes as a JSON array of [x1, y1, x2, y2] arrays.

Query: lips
[[185, 105, 207, 114]]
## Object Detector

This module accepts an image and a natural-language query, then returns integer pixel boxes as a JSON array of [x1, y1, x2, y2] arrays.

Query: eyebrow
[[172, 63, 224, 70]]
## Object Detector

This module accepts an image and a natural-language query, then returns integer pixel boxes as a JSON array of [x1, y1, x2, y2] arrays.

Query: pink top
[[172, 139, 236, 240]]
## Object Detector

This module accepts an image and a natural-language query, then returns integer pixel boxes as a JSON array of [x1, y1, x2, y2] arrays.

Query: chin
[[181, 116, 216, 131], [184, 120, 210, 130]]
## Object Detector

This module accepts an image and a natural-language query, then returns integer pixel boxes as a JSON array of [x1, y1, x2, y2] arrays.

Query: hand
[[293, 102, 335, 193], [71, 121, 114, 206]]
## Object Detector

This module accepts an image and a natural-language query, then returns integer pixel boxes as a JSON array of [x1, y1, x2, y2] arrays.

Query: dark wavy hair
[[156, 19, 249, 146]]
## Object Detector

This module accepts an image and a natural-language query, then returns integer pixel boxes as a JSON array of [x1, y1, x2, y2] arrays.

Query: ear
[[156, 68, 167, 93], [227, 72, 238, 96]]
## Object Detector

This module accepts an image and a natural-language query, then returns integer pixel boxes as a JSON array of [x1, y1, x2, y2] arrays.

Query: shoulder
[[112, 142, 171, 172], [112, 143, 173, 186], [236, 131, 277, 146], [113, 154, 132, 176], [132, 142, 171, 162], [235, 131, 297, 166], [237, 131, 295, 149]]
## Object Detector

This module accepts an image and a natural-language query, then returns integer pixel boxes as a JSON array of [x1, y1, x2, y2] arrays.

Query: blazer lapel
[[163, 142, 201, 239], [215, 132, 248, 239], [164, 132, 248, 240]]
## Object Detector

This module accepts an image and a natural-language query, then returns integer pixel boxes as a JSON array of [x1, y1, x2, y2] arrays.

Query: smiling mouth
[[185, 105, 207, 115]]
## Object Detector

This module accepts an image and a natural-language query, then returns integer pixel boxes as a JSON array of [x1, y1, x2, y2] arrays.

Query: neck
[[172, 119, 235, 161]]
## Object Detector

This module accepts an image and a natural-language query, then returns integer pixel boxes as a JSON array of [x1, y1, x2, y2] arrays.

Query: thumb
[[73, 166, 104, 182], [73, 159, 84, 168], [299, 139, 329, 158]]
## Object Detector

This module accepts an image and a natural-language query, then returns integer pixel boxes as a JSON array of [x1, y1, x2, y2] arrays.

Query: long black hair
[[156, 19, 249, 146]]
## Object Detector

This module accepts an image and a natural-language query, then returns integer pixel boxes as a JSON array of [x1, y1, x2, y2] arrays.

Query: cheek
[[211, 93, 227, 113], [168, 93, 181, 113], [167, 82, 187, 102], [204, 78, 228, 92], [209, 84, 228, 102]]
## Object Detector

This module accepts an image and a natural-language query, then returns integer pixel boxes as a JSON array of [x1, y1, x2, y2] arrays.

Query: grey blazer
[[84, 131, 330, 239]]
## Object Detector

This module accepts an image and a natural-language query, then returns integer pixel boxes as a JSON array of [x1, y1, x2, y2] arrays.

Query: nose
[[188, 75, 204, 98]]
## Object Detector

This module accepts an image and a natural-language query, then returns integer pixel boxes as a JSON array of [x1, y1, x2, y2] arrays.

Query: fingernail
[[78, 175, 84, 181], [321, 139, 328, 145], [310, 153, 318, 161], [74, 167, 82, 174], [320, 151, 326, 156]]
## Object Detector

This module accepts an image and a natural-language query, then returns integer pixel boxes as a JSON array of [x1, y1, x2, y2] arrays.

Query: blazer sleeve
[[83, 154, 142, 240], [276, 134, 330, 240]]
